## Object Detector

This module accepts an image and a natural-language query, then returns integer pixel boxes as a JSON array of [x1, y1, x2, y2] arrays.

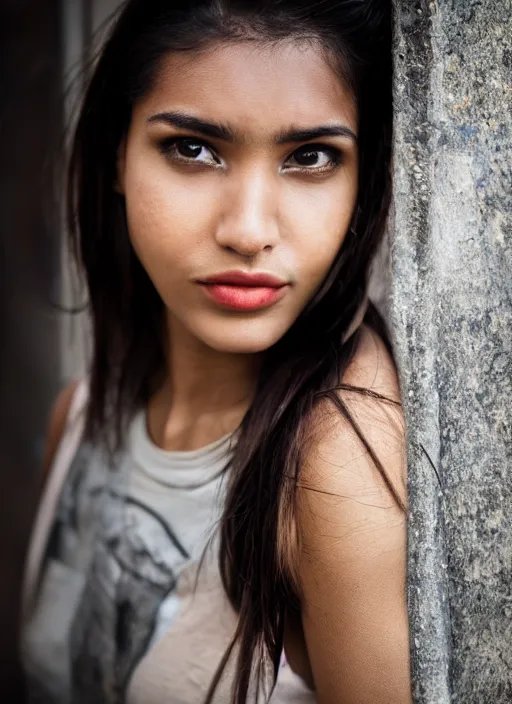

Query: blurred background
[[0, 1, 122, 698]]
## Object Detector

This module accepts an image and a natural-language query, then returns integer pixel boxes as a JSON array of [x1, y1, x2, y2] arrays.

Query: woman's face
[[118, 41, 358, 354]]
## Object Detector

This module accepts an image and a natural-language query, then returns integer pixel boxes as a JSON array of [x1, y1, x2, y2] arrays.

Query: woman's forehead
[[134, 41, 358, 139]]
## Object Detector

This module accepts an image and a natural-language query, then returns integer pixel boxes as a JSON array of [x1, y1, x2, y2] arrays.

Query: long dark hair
[[68, 1, 403, 701]]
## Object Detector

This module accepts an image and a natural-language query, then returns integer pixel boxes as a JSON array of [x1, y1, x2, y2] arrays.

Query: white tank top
[[20, 384, 315, 704]]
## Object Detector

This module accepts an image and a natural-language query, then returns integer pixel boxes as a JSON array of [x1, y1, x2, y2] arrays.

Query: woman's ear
[[115, 137, 127, 194]]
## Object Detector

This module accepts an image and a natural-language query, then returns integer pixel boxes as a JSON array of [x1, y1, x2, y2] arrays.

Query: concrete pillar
[[390, 2, 512, 702]]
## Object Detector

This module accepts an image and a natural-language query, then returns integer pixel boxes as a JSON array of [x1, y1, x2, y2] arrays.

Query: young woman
[[21, 1, 411, 702]]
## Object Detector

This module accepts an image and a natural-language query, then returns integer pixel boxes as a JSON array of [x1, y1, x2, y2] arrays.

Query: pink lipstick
[[197, 270, 289, 312]]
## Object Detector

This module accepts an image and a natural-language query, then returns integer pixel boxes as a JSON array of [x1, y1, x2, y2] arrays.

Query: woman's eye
[[159, 137, 219, 166], [285, 144, 343, 173]]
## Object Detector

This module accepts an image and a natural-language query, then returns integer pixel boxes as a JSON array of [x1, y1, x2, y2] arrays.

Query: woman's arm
[[296, 326, 412, 704]]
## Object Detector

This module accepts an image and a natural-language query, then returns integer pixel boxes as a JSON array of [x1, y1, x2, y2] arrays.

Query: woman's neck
[[146, 313, 262, 452]]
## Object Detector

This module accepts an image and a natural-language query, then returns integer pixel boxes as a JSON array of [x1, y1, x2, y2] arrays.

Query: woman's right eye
[[158, 137, 220, 166]]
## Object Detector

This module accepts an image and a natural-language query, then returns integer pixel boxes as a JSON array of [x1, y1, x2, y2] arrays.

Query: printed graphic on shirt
[[38, 443, 190, 704], [68, 490, 191, 703]]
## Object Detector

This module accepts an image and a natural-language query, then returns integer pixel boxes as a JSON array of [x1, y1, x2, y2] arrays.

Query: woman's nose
[[214, 170, 280, 257]]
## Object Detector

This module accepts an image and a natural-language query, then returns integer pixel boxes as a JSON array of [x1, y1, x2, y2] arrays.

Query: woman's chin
[[193, 321, 287, 355]]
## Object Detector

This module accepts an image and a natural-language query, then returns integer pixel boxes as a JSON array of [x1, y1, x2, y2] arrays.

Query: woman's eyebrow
[[148, 111, 357, 144]]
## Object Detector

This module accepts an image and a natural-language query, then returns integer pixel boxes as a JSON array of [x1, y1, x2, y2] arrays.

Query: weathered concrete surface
[[388, 1, 512, 702]]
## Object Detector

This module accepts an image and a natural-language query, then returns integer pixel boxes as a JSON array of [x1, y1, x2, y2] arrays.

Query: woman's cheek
[[125, 172, 210, 261], [292, 211, 352, 284], [283, 176, 355, 246]]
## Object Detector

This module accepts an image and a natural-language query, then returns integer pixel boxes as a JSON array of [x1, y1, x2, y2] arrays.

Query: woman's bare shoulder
[[343, 321, 402, 403], [293, 323, 411, 703], [300, 320, 406, 513]]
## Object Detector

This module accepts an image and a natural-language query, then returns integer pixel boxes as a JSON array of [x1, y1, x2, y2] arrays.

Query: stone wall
[[390, 2, 512, 702]]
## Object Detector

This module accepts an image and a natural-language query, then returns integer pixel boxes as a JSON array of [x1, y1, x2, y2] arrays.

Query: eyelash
[[158, 137, 344, 174]]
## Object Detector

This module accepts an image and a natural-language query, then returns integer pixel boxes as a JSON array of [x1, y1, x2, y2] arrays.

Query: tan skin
[[44, 40, 412, 703]]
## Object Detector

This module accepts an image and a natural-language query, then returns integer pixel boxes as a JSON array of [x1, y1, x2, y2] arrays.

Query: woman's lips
[[199, 283, 288, 311]]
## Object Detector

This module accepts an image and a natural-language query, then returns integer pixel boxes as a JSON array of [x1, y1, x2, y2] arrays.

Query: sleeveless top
[[20, 381, 316, 704]]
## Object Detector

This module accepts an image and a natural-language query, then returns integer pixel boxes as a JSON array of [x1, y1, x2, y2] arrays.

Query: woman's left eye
[[285, 144, 343, 173]]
